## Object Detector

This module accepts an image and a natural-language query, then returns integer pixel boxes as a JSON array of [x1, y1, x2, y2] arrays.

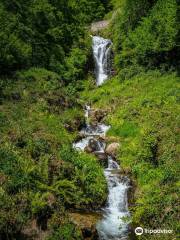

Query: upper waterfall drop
[[92, 36, 112, 86]]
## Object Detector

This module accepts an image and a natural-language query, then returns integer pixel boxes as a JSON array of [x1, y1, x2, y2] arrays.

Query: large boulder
[[105, 142, 120, 157], [84, 145, 93, 153], [69, 212, 100, 240]]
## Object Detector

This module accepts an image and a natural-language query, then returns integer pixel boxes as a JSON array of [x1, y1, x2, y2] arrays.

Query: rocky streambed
[[72, 105, 130, 240]]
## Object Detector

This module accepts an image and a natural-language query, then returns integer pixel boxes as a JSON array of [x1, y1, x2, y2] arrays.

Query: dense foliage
[[111, 0, 179, 77], [0, 0, 179, 239], [80, 0, 179, 238], [0, 1, 109, 238], [0, 69, 107, 239], [82, 70, 179, 240], [0, 0, 108, 77]]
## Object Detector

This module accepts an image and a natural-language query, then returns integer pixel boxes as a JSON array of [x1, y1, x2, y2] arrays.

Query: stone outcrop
[[89, 109, 108, 126], [69, 212, 101, 239], [91, 20, 110, 33], [98, 135, 119, 143], [105, 142, 120, 157]]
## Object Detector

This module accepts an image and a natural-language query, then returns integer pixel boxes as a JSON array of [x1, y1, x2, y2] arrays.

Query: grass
[[80, 70, 180, 239], [0, 68, 107, 239]]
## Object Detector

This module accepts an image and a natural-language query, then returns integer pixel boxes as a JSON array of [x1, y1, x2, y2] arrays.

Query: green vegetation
[[111, 0, 179, 77], [0, 0, 179, 239], [0, 0, 112, 237], [0, 0, 109, 76], [81, 70, 179, 239], [0, 68, 107, 239], [100, 5, 179, 237]]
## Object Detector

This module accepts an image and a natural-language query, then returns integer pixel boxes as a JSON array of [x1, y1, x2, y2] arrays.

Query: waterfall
[[92, 36, 112, 86], [73, 36, 130, 239], [73, 108, 130, 240]]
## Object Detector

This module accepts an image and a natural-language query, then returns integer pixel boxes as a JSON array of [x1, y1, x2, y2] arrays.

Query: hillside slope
[[81, 70, 179, 239], [0, 68, 107, 239]]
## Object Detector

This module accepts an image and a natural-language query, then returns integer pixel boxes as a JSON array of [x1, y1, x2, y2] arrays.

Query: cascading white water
[[73, 36, 130, 239], [73, 107, 130, 240], [96, 156, 130, 240], [92, 36, 112, 86], [72, 106, 110, 151]]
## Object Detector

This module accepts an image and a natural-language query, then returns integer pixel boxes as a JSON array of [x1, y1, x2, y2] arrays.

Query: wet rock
[[105, 142, 120, 157], [127, 179, 136, 209], [83, 226, 99, 239], [64, 123, 74, 132], [88, 139, 101, 152], [94, 109, 107, 122], [120, 167, 132, 175], [22, 219, 49, 240], [94, 152, 108, 167], [84, 146, 93, 153], [91, 20, 110, 33], [119, 176, 130, 185]]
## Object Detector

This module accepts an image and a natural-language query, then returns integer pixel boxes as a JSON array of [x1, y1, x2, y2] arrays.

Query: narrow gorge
[[73, 36, 130, 240]]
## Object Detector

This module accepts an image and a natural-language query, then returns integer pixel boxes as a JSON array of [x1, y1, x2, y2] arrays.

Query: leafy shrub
[[47, 215, 82, 240], [138, 131, 159, 165], [0, 191, 29, 239], [0, 0, 106, 76], [112, 0, 179, 72], [63, 48, 88, 84], [29, 138, 51, 160], [118, 64, 145, 80], [0, 147, 35, 193], [16, 68, 61, 90], [59, 146, 107, 207]]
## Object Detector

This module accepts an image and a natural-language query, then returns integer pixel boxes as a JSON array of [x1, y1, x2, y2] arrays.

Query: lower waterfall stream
[[73, 36, 130, 239]]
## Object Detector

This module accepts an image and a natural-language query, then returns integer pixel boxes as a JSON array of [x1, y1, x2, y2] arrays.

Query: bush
[[47, 215, 82, 240], [59, 146, 107, 207], [63, 48, 88, 84], [112, 0, 179, 72], [0, 0, 106, 76]]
